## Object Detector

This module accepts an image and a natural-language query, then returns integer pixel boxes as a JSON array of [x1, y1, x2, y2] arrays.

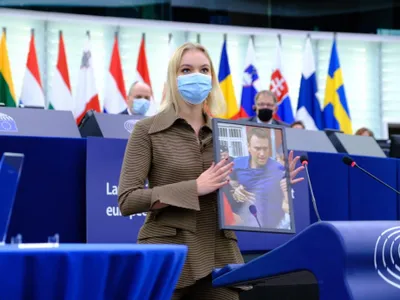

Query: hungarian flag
[[20, 29, 45, 107], [49, 31, 73, 111], [0, 28, 16, 107], [104, 32, 127, 114], [74, 32, 101, 124]]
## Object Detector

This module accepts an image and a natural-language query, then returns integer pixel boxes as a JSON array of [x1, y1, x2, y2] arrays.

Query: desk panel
[[0, 136, 86, 243]]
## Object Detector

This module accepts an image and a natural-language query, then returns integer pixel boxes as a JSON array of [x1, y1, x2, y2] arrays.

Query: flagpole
[[223, 33, 227, 41], [31, 28, 34, 37], [59, 30, 62, 39], [168, 33, 172, 44], [277, 33, 281, 45], [142, 32, 145, 42], [86, 30, 90, 39], [196, 33, 200, 44], [2, 27, 6, 36]]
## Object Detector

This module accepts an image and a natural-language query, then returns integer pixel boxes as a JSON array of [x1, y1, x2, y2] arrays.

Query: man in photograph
[[230, 127, 290, 229]]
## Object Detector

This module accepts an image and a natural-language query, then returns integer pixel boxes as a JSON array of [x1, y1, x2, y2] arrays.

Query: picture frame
[[212, 118, 296, 234]]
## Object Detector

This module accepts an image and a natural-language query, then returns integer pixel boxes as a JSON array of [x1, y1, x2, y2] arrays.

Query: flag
[[323, 39, 352, 134], [270, 36, 294, 123], [162, 34, 176, 103], [136, 34, 156, 117], [49, 31, 73, 111], [0, 28, 16, 107], [74, 32, 101, 124], [20, 29, 45, 107], [239, 37, 260, 118], [218, 39, 239, 119], [104, 32, 126, 114], [296, 37, 323, 130]]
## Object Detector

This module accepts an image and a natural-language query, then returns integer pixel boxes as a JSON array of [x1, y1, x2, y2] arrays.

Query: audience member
[[121, 81, 152, 115], [355, 127, 374, 138], [290, 121, 305, 129]]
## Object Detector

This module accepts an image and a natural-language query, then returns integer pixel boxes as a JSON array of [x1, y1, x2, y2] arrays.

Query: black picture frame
[[212, 118, 295, 234]]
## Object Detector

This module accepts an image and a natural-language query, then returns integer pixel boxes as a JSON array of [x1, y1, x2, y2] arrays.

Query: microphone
[[249, 205, 262, 228], [342, 156, 400, 195], [300, 155, 322, 222]]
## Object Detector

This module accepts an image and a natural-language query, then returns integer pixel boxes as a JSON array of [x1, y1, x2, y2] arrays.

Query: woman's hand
[[196, 158, 233, 196], [288, 150, 305, 184]]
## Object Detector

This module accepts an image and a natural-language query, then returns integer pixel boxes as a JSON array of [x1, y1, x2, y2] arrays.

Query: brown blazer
[[118, 104, 243, 290]]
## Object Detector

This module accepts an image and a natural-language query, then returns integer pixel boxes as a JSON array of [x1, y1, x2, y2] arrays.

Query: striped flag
[[136, 34, 156, 117], [49, 31, 73, 111], [239, 37, 260, 118], [218, 38, 239, 119], [104, 32, 126, 114], [270, 35, 294, 124], [74, 32, 101, 124], [161, 34, 176, 103], [20, 29, 45, 107], [0, 28, 16, 107]]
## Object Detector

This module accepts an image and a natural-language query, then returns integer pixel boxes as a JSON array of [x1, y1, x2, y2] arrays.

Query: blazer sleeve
[[118, 121, 200, 216]]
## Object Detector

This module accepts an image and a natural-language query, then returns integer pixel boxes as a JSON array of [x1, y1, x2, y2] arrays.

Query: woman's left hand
[[288, 150, 305, 185]]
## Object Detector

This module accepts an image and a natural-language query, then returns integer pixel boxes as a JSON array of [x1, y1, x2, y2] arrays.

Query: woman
[[118, 42, 303, 299]]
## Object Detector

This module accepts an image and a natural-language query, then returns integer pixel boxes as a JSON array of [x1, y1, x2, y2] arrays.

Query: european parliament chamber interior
[[1, 1, 400, 299]]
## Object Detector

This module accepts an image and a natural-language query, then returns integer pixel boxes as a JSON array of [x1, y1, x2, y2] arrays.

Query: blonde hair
[[159, 42, 226, 116]]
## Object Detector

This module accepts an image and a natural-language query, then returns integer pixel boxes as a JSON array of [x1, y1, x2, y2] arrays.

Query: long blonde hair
[[159, 42, 226, 117]]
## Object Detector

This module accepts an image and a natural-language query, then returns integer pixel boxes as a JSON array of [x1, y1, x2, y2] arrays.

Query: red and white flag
[[104, 32, 126, 114], [136, 34, 156, 116], [49, 31, 73, 111], [74, 32, 101, 124], [20, 29, 45, 107]]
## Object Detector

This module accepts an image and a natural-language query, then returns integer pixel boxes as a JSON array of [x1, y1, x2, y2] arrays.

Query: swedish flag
[[323, 39, 352, 134]]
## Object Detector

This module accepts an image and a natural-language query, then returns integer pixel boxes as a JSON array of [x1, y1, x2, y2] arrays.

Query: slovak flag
[[270, 36, 294, 124], [239, 37, 261, 118]]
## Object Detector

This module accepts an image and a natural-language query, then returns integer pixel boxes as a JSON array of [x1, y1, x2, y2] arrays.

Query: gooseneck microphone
[[249, 205, 262, 228], [300, 155, 322, 222], [342, 156, 400, 195]]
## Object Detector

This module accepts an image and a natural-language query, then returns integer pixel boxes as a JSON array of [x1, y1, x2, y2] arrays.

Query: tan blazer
[[118, 104, 243, 290]]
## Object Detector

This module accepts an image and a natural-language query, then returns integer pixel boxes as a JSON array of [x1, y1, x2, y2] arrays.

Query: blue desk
[[0, 136, 86, 243], [0, 243, 187, 300]]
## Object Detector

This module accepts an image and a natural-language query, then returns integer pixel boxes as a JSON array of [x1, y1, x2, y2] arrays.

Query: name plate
[[0, 107, 80, 138], [79, 112, 144, 139]]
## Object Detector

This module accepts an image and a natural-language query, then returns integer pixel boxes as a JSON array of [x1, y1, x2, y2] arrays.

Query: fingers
[[291, 177, 304, 184], [290, 165, 304, 179], [288, 150, 293, 163], [289, 155, 300, 171], [214, 161, 234, 176]]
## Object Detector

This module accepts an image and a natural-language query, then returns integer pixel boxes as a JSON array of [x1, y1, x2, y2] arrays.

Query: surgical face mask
[[177, 73, 212, 105], [132, 98, 150, 115]]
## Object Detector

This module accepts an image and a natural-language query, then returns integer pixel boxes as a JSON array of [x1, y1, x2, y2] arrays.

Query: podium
[[213, 221, 400, 299]]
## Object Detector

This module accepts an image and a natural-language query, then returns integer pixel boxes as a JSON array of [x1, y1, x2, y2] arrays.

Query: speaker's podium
[[212, 221, 400, 299]]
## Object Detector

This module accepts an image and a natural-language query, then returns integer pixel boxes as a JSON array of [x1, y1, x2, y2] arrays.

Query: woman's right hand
[[196, 158, 233, 196]]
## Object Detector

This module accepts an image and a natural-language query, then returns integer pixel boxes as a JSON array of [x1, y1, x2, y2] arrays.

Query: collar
[[148, 103, 212, 134]]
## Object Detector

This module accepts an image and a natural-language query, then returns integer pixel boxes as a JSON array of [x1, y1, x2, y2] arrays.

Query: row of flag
[[0, 28, 157, 124], [220, 35, 352, 134], [0, 27, 352, 134]]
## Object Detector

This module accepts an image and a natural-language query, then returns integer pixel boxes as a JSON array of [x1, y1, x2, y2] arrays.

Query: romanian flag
[[323, 39, 352, 134], [0, 28, 16, 107], [218, 39, 239, 119]]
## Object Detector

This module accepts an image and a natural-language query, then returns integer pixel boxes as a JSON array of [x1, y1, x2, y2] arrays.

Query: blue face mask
[[132, 98, 150, 115], [177, 73, 212, 105]]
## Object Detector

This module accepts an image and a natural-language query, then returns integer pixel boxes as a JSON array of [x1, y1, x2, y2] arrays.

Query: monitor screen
[[389, 135, 400, 158], [212, 118, 295, 234]]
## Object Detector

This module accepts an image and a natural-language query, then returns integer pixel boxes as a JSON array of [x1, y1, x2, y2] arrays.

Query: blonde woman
[[118, 42, 243, 299]]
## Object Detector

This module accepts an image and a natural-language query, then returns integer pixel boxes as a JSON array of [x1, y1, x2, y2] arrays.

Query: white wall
[[1, 8, 400, 138]]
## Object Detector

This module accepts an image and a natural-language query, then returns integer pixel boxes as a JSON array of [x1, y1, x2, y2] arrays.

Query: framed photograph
[[212, 118, 295, 234]]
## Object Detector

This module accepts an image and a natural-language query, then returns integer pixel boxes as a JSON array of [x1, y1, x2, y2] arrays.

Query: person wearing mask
[[355, 127, 374, 138], [120, 81, 152, 115], [290, 120, 305, 129], [246, 90, 289, 126]]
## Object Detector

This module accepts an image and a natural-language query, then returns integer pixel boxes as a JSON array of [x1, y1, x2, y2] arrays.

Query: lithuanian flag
[[0, 28, 16, 107]]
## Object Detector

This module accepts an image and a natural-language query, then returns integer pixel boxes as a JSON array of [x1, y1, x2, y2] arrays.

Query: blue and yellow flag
[[323, 40, 352, 134], [218, 39, 239, 119]]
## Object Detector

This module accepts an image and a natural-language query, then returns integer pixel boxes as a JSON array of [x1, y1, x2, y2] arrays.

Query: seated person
[[121, 81, 152, 115], [291, 120, 305, 129], [355, 127, 374, 138]]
